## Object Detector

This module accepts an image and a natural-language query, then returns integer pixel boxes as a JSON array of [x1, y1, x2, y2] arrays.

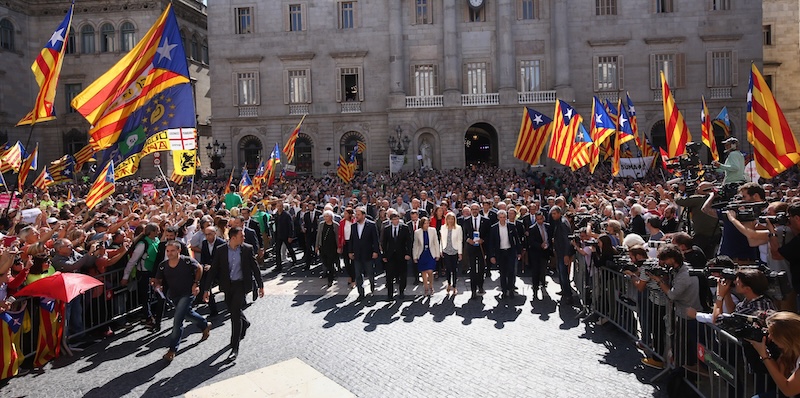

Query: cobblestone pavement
[[1, 266, 668, 398]]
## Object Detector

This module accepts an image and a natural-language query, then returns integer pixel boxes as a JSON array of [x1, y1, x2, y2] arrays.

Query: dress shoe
[[227, 350, 238, 361], [163, 350, 176, 361], [508, 291, 516, 299], [478, 288, 486, 295], [240, 322, 251, 340], [398, 292, 405, 300], [327, 281, 333, 288], [387, 295, 394, 301], [201, 325, 211, 341]]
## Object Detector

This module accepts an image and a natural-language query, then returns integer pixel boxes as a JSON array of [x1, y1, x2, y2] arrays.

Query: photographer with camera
[[711, 137, 747, 185], [675, 182, 720, 257], [625, 245, 669, 369], [706, 268, 777, 323], [702, 182, 766, 262], [747, 311, 800, 398], [766, 202, 800, 312]]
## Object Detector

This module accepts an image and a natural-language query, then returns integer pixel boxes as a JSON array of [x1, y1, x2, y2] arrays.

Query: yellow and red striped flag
[[33, 299, 65, 368], [661, 71, 692, 158], [223, 168, 235, 195], [570, 124, 593, 171], [0, 308, 26, 379], [74, 144, 96, 172], [282, 114, 306, 163], [612, 130, 621, 176], [356, 141, 366, 154], [170, 170, 184, 185], [0, 142, 24, 173], [70, 4, 190, 150], [17, 3, 73, 126], [548, 100, 582, 167], [239, 170, 255, 199], [86, 161, 115, 209], [33, 168, 54, 190], [337, 155, 352, 183], [17, 145, 38, 188], [513, 107, 553, 165], [590, 97, 616, 173], [747, 64, 800, 178], [701, 96, 719, 162]]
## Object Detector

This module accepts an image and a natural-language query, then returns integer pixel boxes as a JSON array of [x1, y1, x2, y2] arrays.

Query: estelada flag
[[86, 161, 115, 209], [513, 107, 553, 165], [33, 298, 65, 368], [0, 308, 26, 380]]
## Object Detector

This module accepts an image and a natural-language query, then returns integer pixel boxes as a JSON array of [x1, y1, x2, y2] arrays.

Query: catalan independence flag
[[17, 2, 73, 126], [661, 71, 692, 158], [266, 143, 281, 188], [616, 99, 635, 145], [67, 189, 75, 202], [701, 96, 719, 162], [239, 170, 255, 199], [548, 100, 582, 167], [513, 107, 553, 165], [570, 124, 593, 171], [71, 3, 190, 150], [49, 155, 76, 185], [282, 114, 306, 163], [74, 143, 96, 172], [589, 97, 616, 173], [0, 142, 24, 174], [18, 144, 38, 188], [33, 168, 54, 190], [33, 298, 65, 368], [223, 168, 235, 195], [86, 161, 115, 209], [747, 63, 800, 178], [337, 155, 352, 183], [0, 308, 26, 380], [253, 159, 266, 192]]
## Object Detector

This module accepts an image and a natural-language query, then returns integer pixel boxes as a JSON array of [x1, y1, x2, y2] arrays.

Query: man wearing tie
[[382, 212, 412, 300], [527, 211, 552, 301], [489, 210, 522, 299], [419, 190, 435, 216], [203, 227, 264, 361], [197, 226, 225, 316], [348, 207, 380, 301], [303, 203, 321, 270], [463, 203, 490, 299], [407, 209, 422, 285]]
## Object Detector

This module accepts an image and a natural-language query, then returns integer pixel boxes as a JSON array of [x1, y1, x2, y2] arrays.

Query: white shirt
[[498, 223, 511, 249], [344, 220, 352, 241], [356, 221, 365, 238]]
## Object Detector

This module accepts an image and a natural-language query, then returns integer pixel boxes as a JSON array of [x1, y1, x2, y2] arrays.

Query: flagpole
[[0, 172, 10, 195], [23, 124, 34, 158], [156, 165, 178, 204], [189, 175, 194, 197]]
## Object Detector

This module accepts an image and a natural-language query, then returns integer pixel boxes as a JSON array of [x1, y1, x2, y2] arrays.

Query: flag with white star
[[71, 3, 191, 150], [513, 107, 553, 165], [548, 100, 583, 167], [17, 2, 74, 126]]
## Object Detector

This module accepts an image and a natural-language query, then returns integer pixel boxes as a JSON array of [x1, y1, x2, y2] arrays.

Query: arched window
[[180, 30, 188, 59], [81, 24, 95, 54], [295, 134, 313, 174], [100, 23, 115, 52], [650, 120, 667, 153], [340, 131, 364, 172], [0, 19, 14, 50], [201, 40, 209, 64], [63, 129, 87, 157], [66, 29, 76, 54], [120, 22, 136, 51], [238, 135, 263, 172], [190, 35, 199, 61]]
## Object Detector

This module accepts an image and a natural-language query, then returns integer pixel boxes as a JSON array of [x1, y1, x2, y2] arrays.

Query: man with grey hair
[[348, 206, 380, 301], [273, 201, 297, 272], [52, 237, 99, 340]]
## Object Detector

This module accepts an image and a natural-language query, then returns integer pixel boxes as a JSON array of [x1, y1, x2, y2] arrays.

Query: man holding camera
[[711, 137, 747, 185], [675, 182, 720, 257], [702, 182, 765, 262], [705, 267, 777, 323], [766, 202, 800, 308]]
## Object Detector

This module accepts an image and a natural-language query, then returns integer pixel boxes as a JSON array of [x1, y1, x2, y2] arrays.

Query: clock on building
[[469, 0, 485, 10]]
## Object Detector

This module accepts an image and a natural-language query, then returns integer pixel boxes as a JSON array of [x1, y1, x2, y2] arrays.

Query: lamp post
[[205, 139, 227, 178], [388, 125, 411, 155]]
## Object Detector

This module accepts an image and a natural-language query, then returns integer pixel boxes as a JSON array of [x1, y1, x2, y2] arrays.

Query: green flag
[[118, 126, 146, 156]]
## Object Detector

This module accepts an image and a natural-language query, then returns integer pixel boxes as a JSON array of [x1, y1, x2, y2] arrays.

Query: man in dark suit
[[196, 226, 226, 316], [419, 190, 435, 216], [463, 203, 490, 299], [303, 202, 322, 270], [273, 203, 297, 272], [240, 207, 263, 251], [348, 206, 380, 301], [489, 210, 523, 299], [203, 227, 264, 361], [549, 206, 574, 304], [481, 200, 498, 226], [381, 212, 412, 300], [527, 211, 552, 301]]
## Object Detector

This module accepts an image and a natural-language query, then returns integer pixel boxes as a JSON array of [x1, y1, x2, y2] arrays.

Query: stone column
[[552, 0, 574, 101], [443, 0, 461, 107], [496, 0, 517, 104], [389, 0, 406, 108]]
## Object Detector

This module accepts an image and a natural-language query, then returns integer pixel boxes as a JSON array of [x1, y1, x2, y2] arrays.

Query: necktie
[[474, 217, 478, 231], [393, 226, 398, 238], [540, 224, 546, 241]]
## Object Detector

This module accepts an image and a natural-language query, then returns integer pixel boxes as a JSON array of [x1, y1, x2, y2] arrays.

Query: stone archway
[[340, 131, 365, 171], [295, 133, 313, 174], [464, 123, 498, 166], [238, 135, 263, 173]]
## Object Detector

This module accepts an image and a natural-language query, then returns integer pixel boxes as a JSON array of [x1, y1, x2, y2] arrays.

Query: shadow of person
[[530, 294, 557, 321], [362, 301, 402, 332], [312, 293, 348, 314], [488, 300, 522, 329], [558, 300, 581, 330], [430, 294, 457, 323], [455, 297, 490, 326], [321, 300, 365, 328], [400, 297, 429, 323], [83, 358, 171, 397], [138, 346, 234, 398]]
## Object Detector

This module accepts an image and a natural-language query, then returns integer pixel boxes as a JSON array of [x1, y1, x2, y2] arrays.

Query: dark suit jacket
[[481, 209, 498, 226], [488, 222, 522, 259], [303, 210, 322, 237], [462, 215, 490, 253], [200, 237, 227, 265], [528, 222, 553, 257], [245, 217, 263, 245], [551, 218, 572, 256], [403, 209, 429, 223], [244, 226, 260, 250], [274, 211, 295, 240], [203, 243, 263, 294], [348, 220, 380, 262], [420, 201, 435, 216], [381, 223, 412, 261]]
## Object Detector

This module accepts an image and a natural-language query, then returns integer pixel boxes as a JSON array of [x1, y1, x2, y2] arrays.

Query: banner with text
[[389, 154, 404, 174], [617, 157, 655, 179]]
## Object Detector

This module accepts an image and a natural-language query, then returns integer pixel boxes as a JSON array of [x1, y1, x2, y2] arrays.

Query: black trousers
[[305, 231, 317, 265], [274, 237, 297, 268], [320, 251, 338, 284], [385, 256, 407, 297], [466, 245, 485, 293], [527, 250, 549, 290], [224, 280, 250, 352], [496, 249, 516, 294]]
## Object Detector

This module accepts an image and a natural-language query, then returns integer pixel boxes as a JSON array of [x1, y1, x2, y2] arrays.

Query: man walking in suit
[[489, 210, 522, 299], [348, 206, 380, 301], [464, 203, 490, 299], [303, 202, 321, 270], [382, 212, 412, 300], [196, 226, 225, 316], [549, 206, 573, 305], [203, 227, 264, 361], [527, 211, 552, 301], [273, 203, 297, 272]]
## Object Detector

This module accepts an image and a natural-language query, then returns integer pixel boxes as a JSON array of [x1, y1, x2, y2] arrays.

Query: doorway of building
[[464, 123, 498, 166]]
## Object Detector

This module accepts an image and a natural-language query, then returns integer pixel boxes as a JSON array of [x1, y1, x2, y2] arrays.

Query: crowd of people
[[2, 156, 800, 395]]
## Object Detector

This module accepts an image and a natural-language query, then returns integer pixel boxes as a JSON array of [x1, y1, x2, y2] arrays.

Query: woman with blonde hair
[[413, 217, 441, 297], [749, 311, 800, 397], [439, 212, 463, 294]]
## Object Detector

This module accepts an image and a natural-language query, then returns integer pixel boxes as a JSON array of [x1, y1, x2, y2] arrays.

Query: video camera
[[758, 212, 790, 226], [688, 256, 793, 300], [573, 213, 603, 234], [665, 142, 703, 171], [711, 201, 769, 222], [716, 312, 769, 342]]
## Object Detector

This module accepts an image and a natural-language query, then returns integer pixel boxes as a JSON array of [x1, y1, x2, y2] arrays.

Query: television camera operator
[[675, 182, 720, 258], [765, 202, 800, 311], [711, 137, 747, 185], [702, 182, 766, 263]]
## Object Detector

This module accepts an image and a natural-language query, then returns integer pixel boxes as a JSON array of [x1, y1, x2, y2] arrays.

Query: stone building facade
[[763, 0, 800, 142], [207, 0, 761, 176], [0, 0, 210, 179]]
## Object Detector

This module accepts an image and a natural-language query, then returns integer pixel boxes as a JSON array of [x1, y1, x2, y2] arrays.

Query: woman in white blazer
[[439, 212, 463, 294], [413, 217, 441, 297]]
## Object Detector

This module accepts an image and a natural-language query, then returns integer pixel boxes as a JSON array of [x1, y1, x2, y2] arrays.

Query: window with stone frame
[[338, 1, 357, 29], [100, 23, 115, 52], [519, 60, 542, 92], [65, 83, 82, 114], [594, 55, 623, 92], [0, 19, 14, 51], [707, 50, 737, 87], [288, 4, 305, 32], [81, 24, 95, 54], [465, 62, 489, 94], [415, 0, 433, 24], [654, 0, 673, 13], [649, 53, 685, 89], [595, 0, 617, 16], [235, 71, 260, 105], [710, 0, 730, 11], [235, 7, 254, 34], [413, 64, 438, 96], [287, 69, 311, 104], [337, 67, 363, 102], [518, 0, 540, 20], [120, 22, 136, 51]]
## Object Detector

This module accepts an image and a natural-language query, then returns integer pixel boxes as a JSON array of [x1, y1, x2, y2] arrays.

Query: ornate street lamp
[[205, 139, 227, 178], [388, 125, 411, 155]]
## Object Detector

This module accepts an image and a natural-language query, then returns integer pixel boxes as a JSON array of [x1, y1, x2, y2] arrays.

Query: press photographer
[[712, 137, 747, 185], [767, 202, 800, 310], [746, 311, 800, 397], [675, 181, 720, 257], [687, 267, 777, 324], [624, 245, 669, 369], [702, 182, 766, 262]]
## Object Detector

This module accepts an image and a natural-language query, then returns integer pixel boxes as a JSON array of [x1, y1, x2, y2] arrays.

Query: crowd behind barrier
[[1, 163, 800, 397]]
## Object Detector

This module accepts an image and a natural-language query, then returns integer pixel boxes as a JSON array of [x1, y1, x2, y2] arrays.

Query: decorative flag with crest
[[71, 3, 190, 150], [701, 96, 719, 162], [86, 161, 115, 209], [661, 71, 692, 158], [172, 149, 196, 176], [17, 2, 74, 126], [513, 107, 553, 165], [282, 114, 306, 163], [747, 63, 800, 178]]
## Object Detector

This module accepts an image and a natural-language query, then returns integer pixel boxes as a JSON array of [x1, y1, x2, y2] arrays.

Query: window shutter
[[283, 69, 290, 104], [706, 51, 713, 87], [617, 55, 624, 90], [410, 66, 416, 96], [592, 56, 599, 91], [649, 54, 658, 89], [335, 67, 342, 102], [233, 72, 239, 105], [411, 1, 417, 25], [306, 68, 312, 103], [302, 4, 308, 31], [486, 62, 493, 92], [354, 1, 359, 28], [429, 1, 434, 24], [675, 52, 686, 88], [433, 64, 439, 95], [516, 0, 522, 20], [283, 4, 289, 32], [254, 72, 261, 105], [731, 50, 738, 86], [357, 65, 364, 101]]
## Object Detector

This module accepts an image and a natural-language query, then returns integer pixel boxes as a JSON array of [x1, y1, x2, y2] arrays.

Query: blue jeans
[[556, 254, 572, 298], [168, 295, 208, 351], [66, 296, 84, 337]]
